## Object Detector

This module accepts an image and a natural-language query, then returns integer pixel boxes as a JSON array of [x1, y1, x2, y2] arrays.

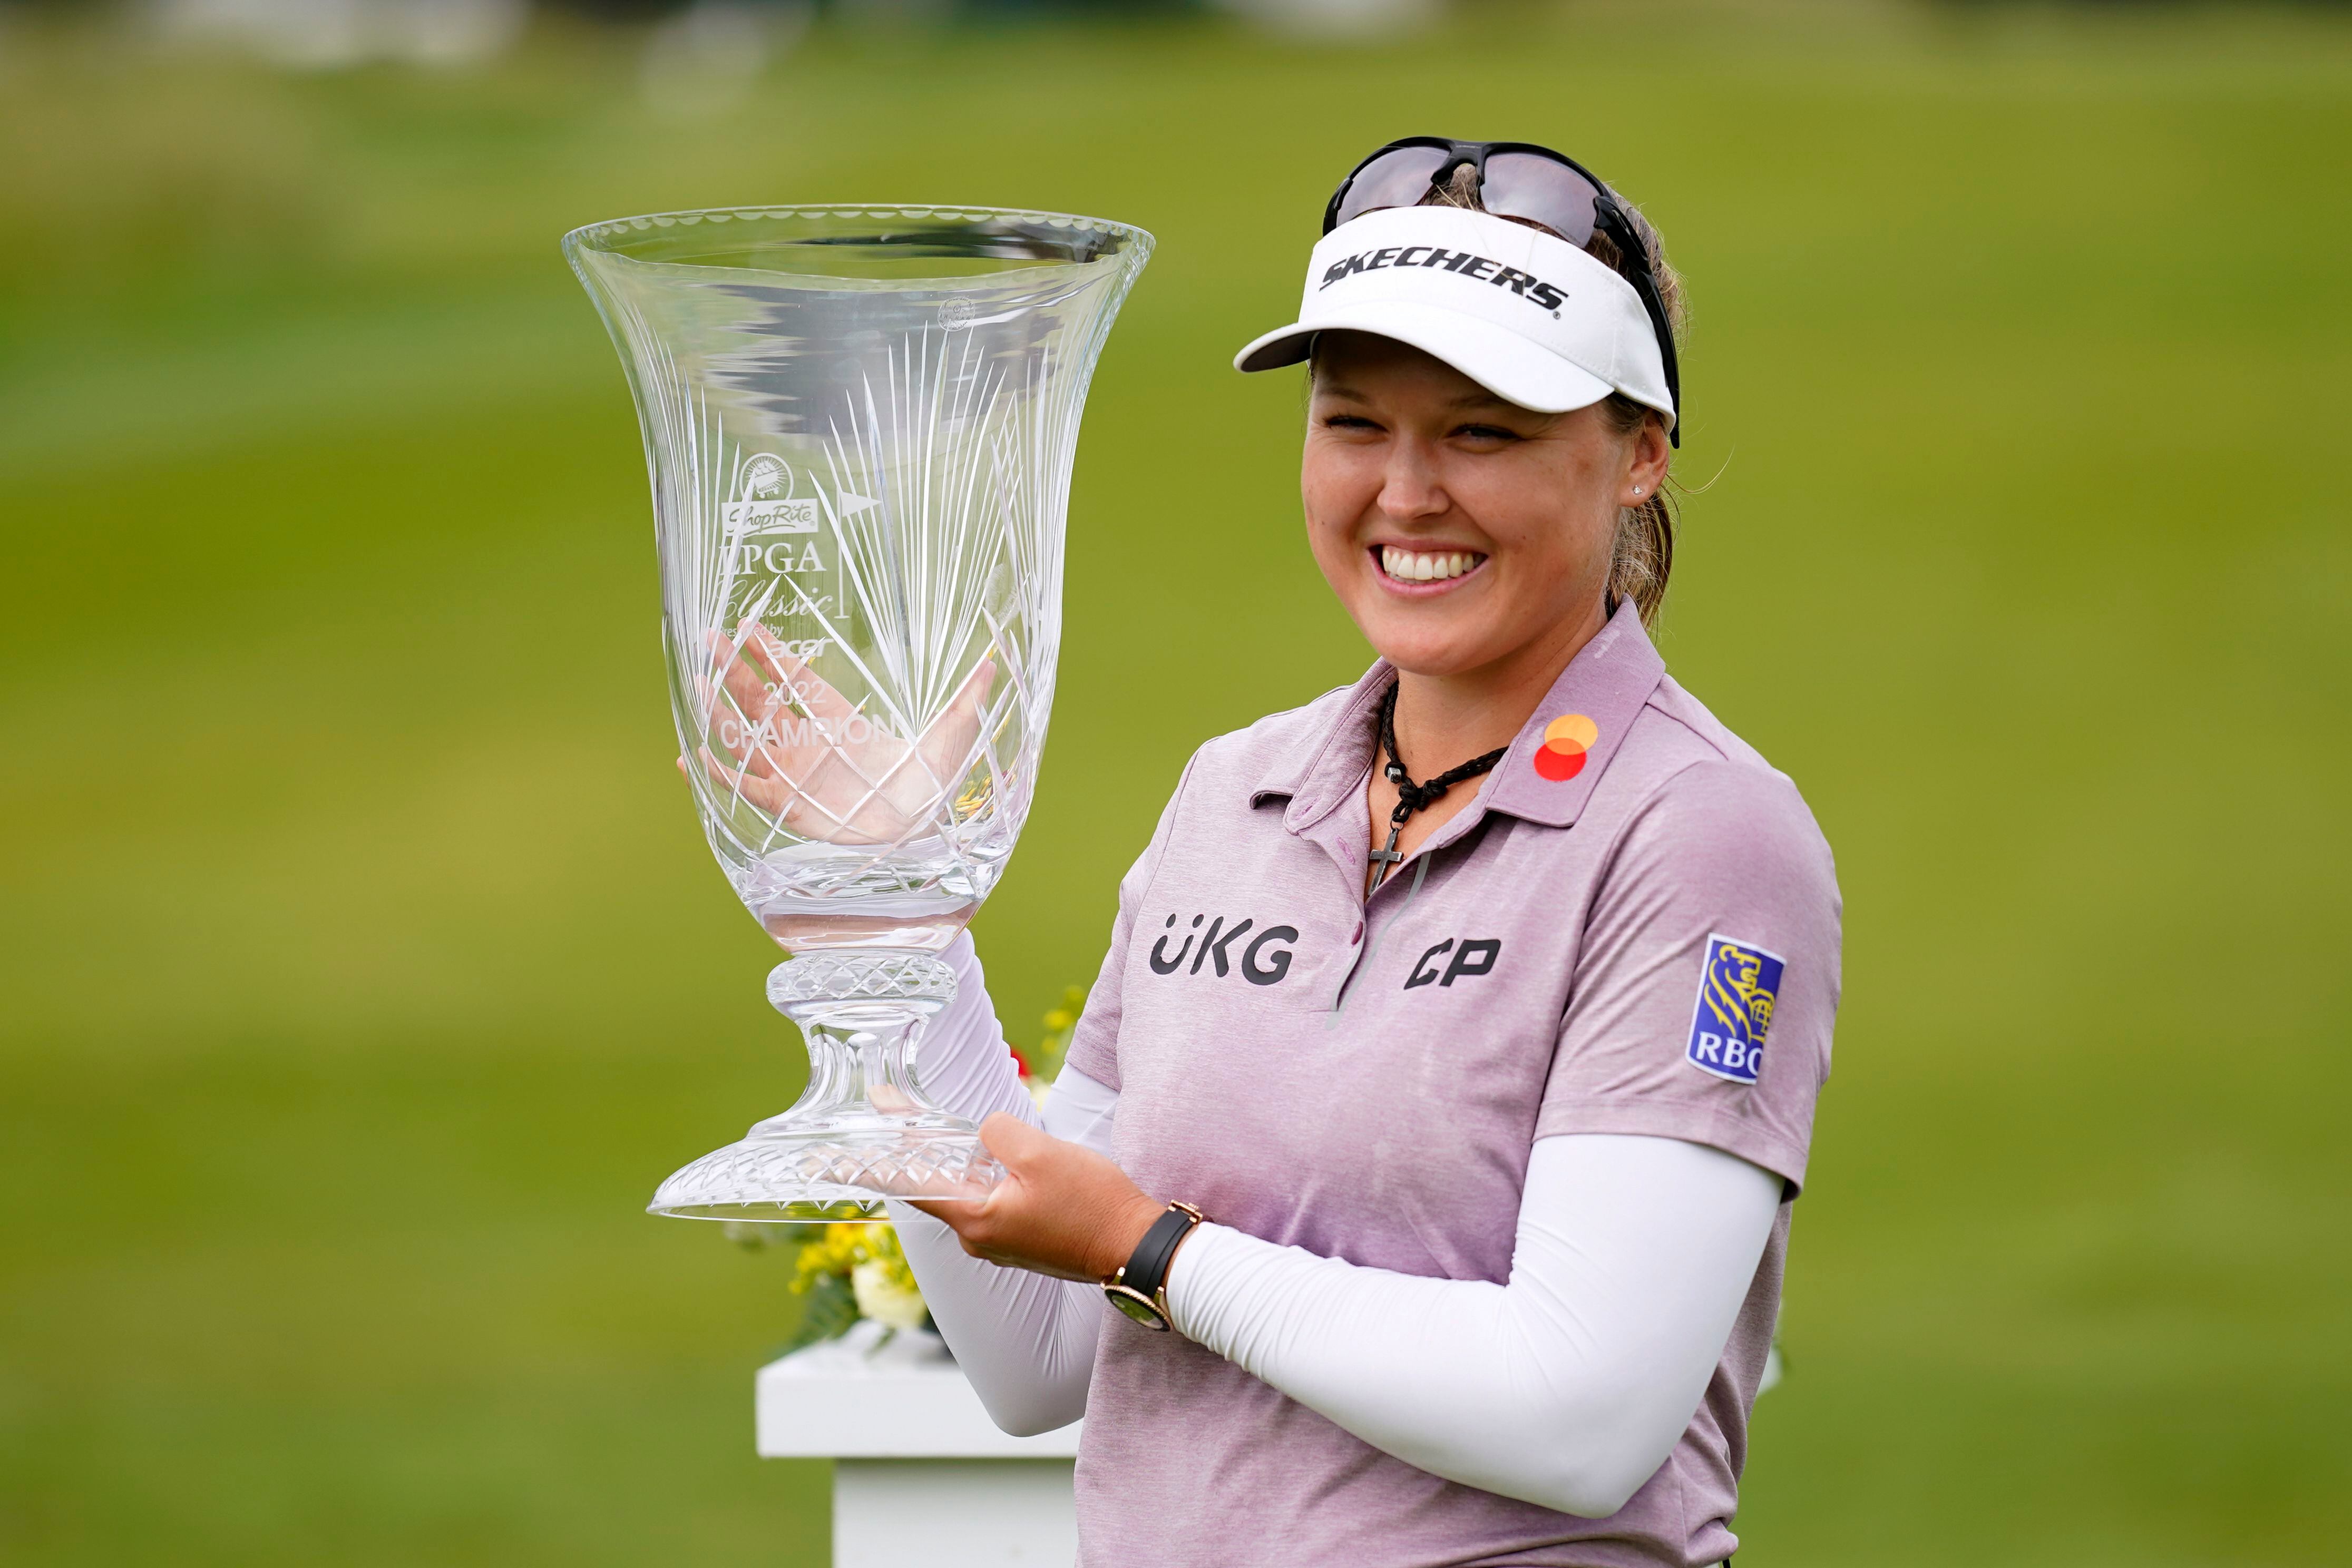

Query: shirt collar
[[1251, 595, 1667, 835]]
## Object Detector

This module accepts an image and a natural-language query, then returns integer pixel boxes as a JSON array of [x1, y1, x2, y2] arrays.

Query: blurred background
[[1, 0, 2346, 1563]]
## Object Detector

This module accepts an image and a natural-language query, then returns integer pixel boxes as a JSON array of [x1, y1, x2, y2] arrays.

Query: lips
[[1377, 544, 1487, 584]]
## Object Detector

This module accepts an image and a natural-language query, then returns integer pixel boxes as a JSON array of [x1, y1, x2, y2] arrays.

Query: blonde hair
[[1424, 164, 1685, 629]]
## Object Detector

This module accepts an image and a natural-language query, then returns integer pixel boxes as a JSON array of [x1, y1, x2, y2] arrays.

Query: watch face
[[1106, 1287, 1169, 1330]]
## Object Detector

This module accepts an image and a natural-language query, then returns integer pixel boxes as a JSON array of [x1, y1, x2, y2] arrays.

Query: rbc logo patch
[[1685, 934, 1785, 1086]]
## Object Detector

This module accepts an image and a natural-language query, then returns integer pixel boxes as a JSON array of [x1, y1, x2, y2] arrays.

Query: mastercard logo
[[1533, 713, 1598, 782]]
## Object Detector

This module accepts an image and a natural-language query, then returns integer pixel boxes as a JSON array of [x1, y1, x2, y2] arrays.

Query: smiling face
[[1302, 330, 1668, 686]]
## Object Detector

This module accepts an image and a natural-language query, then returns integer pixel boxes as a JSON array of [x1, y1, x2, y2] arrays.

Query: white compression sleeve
[[907, 932, 1045, 1128], [888, 934, 1111, 1435], [898, 941, 1776, 1490], [1167, 1134, 1783, 1518]]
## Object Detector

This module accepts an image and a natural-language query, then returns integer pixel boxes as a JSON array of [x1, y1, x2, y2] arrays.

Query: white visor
[[1234, 205, 1674, 429]]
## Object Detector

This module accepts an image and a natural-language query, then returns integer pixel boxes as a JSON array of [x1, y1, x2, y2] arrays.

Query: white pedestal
[[757, 1321, 1082, 1568]]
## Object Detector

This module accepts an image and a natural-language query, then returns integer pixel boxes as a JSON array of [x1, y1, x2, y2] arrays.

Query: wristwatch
[[1101, 1201, 1207, 1331]]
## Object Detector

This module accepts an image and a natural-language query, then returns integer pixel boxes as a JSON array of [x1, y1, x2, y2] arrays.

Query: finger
[[701, 701, 797, 780], [918, 656, 996, 773], [683, 748, 766, 790], [702, 627, 749, 695], [714, 635, 785, 721], [925, 655, 996, 740], [902, 1179, 1001, 1229], [734, 619, 786, 685], [910, 1199, 1035, 1271], [711, 663, 836, 786], [697, 746, 799, 819], [862, 659, 993, 818], [901, 1199, 1005, 1261], [702, 626, 735, 672], [975, 1111, 1055, 1168], [954, 654, 997, 714], [741, 623, 860, 723], [700, 630, 777, 733], [689, 672, 731, 738]]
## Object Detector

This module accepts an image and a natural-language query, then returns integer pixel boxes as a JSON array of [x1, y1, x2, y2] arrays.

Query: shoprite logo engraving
[[725, 454, 820, 535], [723, 455, 881, 542]]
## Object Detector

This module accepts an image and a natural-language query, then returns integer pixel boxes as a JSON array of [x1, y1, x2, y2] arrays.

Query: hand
[[684, 620, 994, 846], [910, 1113, 1164, 1283]]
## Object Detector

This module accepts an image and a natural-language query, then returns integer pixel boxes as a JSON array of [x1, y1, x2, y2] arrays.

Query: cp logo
[[1403, 938, 1501, 990]]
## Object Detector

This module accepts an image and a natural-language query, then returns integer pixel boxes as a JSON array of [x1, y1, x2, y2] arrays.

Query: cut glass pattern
[[567, 206, 1151, 1219]]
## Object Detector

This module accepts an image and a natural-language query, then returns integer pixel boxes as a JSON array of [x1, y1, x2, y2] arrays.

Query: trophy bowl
[[564, 205, 1151, 1221]]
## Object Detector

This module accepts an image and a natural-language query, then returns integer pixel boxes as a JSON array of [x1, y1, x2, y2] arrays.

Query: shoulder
[[1168, 680, 1363, 809], [1600, 677, 1837, 894]]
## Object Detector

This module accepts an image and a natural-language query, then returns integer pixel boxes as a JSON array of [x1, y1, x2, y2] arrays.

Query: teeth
[[1382, 546, 1482, 583]]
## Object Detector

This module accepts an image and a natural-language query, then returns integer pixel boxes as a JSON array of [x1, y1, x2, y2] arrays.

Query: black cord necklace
[[1365, 682, 1509, 897]]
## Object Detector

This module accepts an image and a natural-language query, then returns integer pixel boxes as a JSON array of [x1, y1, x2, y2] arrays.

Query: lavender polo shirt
[[1061, 599, 1842, 1568]]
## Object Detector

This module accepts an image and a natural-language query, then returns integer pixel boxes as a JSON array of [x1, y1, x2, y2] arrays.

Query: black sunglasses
[[1323, 138, 1681, 446]]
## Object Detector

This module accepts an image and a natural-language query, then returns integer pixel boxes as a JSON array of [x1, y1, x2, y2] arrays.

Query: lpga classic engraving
[[719, 454, 836, 658]]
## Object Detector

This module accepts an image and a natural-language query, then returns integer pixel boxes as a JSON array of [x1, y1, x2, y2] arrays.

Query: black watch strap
[[1102, 1201, 1206, 1330], [1124, 1203, 1203, 1300]]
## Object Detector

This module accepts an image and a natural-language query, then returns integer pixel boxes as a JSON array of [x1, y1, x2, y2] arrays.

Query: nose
[[1377, 437, 1449, 525]]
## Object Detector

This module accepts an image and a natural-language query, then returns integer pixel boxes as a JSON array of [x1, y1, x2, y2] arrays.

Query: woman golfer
[[892, 139, 1842, 1567]]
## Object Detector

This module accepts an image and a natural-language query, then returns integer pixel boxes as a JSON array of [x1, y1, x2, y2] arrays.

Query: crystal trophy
[[565, 205, 1151, 1220]]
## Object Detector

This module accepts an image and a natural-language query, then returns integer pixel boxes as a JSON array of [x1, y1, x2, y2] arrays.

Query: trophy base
[[648, 1124, 1004, 1222]]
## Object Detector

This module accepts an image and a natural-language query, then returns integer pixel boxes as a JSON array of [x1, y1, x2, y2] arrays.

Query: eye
[[1321, 413, 1382, 432], [1453, 423, 1523, 444]]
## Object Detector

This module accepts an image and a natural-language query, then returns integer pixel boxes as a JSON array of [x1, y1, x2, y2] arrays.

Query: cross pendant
[[1366, 825, 1406, 896]]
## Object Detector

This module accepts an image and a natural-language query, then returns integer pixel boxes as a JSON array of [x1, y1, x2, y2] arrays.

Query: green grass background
[[2, 3, 2347, 1562]]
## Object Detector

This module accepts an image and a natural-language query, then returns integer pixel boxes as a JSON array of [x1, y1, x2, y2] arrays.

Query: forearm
[[892, 949, 1117, 1434], [1167, 1134, 1782, 1516], [913, 932, 1043, 1126], [893, 1202, 1106, 1435]]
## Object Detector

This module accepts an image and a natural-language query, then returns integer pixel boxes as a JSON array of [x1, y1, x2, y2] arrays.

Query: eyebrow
[[1315, 381, 1520, 414]]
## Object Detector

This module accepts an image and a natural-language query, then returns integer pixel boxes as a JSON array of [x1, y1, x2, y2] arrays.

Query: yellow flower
[[787, 1222, 871, 1294], [852, 1259, 930, 1330], [789, 1223, 929, 1330], [1024, 984, 1089, 1084]]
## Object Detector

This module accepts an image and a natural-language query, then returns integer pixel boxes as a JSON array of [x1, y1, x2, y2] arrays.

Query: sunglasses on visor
[[1323, 138, 1682, 446]]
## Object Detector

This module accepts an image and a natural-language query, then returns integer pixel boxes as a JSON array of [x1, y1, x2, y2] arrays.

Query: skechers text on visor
[[1232, 205, 1675, 434]]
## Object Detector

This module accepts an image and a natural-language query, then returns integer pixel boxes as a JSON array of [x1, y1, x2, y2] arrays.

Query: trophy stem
[[647, 952, 1006, 1222]]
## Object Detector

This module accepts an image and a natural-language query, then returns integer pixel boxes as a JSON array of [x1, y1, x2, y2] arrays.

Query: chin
[[1365, 623, 1499, 679]]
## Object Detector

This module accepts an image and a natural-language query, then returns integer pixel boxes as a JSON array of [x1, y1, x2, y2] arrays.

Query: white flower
[[851, 1260, 929, 1331]]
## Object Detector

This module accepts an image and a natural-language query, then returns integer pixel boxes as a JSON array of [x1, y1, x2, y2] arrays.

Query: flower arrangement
[[1010, 984, 1085, 1109], [743, 985, 1087, 1357], [782, 1221, 929, 1346]]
